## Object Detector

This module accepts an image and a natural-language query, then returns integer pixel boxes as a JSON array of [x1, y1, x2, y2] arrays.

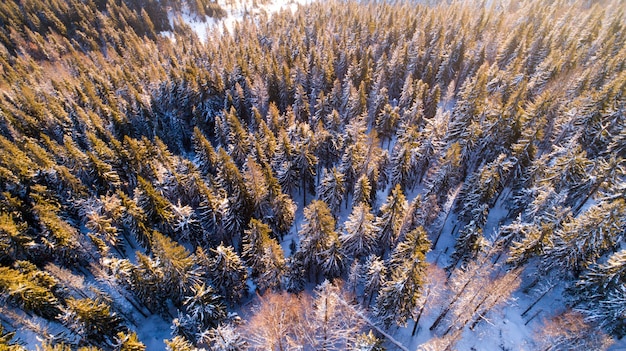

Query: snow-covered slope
[[170, 0, 314, 41]]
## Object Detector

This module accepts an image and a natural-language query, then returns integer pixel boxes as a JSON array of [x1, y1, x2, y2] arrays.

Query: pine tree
[[0, 263, 61, 319], [165, 336, 197, 351], [455, 154, 512, 225], [205, 244, 248, 303], [362, 255, 386, 307], [0, 212, 31, 262], [151, 231, 201, 305], [182, 283, 227, 330], [295, 200, 340, 280], [281, 256, 305, 293], [59, 297, 124, 346], [312, 120, 340, 173], [543, 199, 625, 273], [114, 332, 146, 351], [375, 104, 400, 146], [255, 240, 286, 292], [269, 191, 296, 238], [243, 157, 270, 219], [341, 202, 378, 261], [376, 227, 430, 329], [320, 238, 346, 280], [389, 141, 414, 191], [200, 323, 248, 351], [215, 148, 251, 242], [135, 176, 174, 231], [575, 249, 626, 337], [293, 136, 318, 205], [389, 227, 431, 268], [225, 108, 251, 167], [171, 202, 202, 243], [375, 256, 427, 328], [243, 219, 285, 291], [353, 174, 372, 207], [317, 167, 345, 215], [193, 127, 218, 177], [118, 253, 165, 313], [374, 184, 408, 253], [450, 219, 488, 269], [0, 325, 27, 351], [352, 331, 384, 351]]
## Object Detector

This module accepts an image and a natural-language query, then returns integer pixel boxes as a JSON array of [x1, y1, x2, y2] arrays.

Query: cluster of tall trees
[[0, 0, 624, 349]]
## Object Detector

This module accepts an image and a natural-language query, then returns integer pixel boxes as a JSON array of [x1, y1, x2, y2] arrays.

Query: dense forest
[[0, 0, 624, 349]]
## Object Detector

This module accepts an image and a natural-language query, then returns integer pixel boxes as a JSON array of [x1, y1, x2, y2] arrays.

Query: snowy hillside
[[170, 0, 314, 40]]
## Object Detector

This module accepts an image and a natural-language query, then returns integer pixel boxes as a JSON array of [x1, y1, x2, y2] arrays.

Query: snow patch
[[166, 0, 314, 41]]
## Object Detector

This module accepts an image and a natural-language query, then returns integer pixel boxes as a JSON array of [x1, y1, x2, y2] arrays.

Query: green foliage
[[165, 336, 196, 351], [59, 297, 124, 346], [114, 332, 146, 351], [201, 245, 248, 303], [0, 0, 624, 344], [0, 325, 27, 351], [0, 263, 61, 318], [374, 184, 407, 252], [296, 200, 342, 279], [151, 231, 201, 305]]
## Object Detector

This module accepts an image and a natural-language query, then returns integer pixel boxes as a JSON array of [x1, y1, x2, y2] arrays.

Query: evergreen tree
[[151, 231, 201, 305], [0, 212, 31, 262], [362, 255, 386, 307], [0, 325, 27, 351], [0, 263, 61, 319], [575, 249, 626, 337], [215, 148, 251, 242], [389, 227, 431, 268], [165, 336, 197, 351], [450, 220, 488, 269], [389, 141, 414, 191], [295, 200, 340, 280], [243, 157, 270, 219], [374, 184, 408, 253], [243, 219, 285, 292], [375, 104, 400, 146], [353, 174, 372, 207], [135, 176, 174, 231], [317, 167, 346, 215], [375, 256, 427, 328], [341, 203, 378, 261], [375, 225, 430, 328], [225, 108, 252, 167], [114, 332, 146, 351], [544, 199, 626, 273], [58, 297, 124, 346], [200, 323, 248, 351], [204, 244, 249, 303], [293, 136, 318, 205], [283, 256, 306, 293], [193, 127, 218, 177], [182, 283, 227, 331]]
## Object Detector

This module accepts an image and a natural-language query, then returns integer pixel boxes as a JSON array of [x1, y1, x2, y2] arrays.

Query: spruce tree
[[295, 200, 339, 280], [341, 202, 378, 261], [374, 184, 408, 253]]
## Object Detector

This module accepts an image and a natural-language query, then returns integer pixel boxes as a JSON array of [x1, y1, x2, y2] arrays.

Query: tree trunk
[[411, 317, 420, 336], [521, 285, 553, 317]]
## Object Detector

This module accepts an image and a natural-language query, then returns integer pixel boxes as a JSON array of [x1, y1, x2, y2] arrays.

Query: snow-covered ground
[[168, 0, 314, 41]]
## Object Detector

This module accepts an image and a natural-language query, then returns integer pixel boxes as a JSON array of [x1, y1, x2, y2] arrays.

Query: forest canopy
[[0, 0, 624, 349]]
